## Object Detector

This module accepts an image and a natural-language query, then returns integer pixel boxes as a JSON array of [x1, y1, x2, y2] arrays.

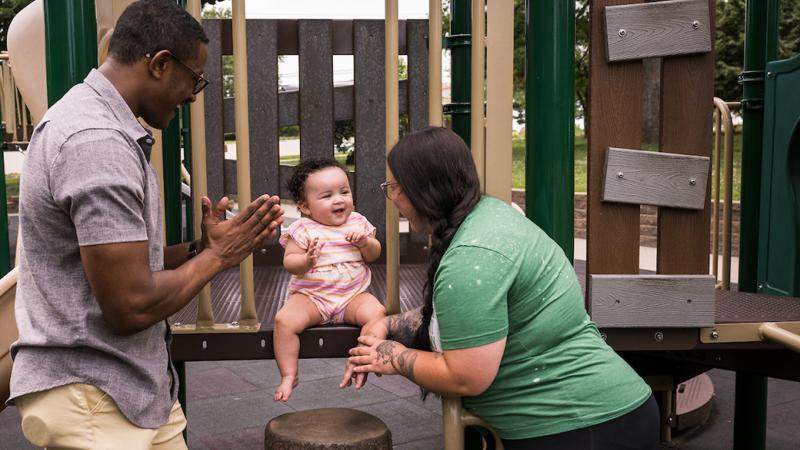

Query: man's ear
[[297, 201, 311, 217], [147, 50, 171, 80]]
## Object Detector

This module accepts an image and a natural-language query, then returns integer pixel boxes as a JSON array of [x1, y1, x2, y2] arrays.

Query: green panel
[[524, 0, 575, 261], [757, 53, 800, 297], [163, 112, 183, 246], [43, 0, 97, 107]]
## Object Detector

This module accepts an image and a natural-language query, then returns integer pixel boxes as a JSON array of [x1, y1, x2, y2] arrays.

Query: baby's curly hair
[[286, 157, 348, 203]]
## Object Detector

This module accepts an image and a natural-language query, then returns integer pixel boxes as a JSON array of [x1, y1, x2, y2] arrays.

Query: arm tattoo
[[375, 341, 397, 365], [386, 307, 423, 347], [393, 350, 419, 383]]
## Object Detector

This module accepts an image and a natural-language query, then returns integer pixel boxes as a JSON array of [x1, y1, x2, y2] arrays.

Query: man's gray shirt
[[8, 69, 177, 428]]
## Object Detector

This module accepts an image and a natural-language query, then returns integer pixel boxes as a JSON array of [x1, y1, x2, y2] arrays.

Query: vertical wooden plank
[[656, 0, 714, 275], [406, 19, 429, 132], [246, 20, 279, 200], [485, 0, 514, 203], [587, 0, 642, 276], [203, 19, 226, 202], [354, 20, 387, 244], [299, 20, 334, 159]]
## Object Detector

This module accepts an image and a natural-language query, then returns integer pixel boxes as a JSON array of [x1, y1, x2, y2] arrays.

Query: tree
[[0, 0, 34, 52]]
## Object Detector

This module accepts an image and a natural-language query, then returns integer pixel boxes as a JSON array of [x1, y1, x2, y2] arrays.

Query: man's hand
[[201, 194, 284, 270]]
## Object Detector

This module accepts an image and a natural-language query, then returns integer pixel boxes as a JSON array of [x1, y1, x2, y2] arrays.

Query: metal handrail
[[711, 98, 740, 291], [443, 397, 504, 450], [758, 322, 800, 353]]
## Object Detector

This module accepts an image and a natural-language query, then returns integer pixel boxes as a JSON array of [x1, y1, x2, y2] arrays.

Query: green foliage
[[0, 0, 33, 51]]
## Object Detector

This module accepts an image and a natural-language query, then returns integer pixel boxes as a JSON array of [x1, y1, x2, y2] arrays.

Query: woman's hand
[[347, 335, 408, 376]]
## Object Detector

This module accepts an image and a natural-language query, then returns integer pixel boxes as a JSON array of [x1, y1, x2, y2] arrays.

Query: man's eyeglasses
[[379, 181, 399, 200], [146, 52, 209, 95]]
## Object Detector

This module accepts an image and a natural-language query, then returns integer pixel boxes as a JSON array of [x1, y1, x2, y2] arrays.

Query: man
[[7, 1, 284, 448]]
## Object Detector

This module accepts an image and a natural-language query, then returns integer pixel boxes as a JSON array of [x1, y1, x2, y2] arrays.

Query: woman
[[342, 127, 659, 449]]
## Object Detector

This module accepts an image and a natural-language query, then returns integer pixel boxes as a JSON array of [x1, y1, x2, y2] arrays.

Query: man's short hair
[[108, 0, 209, 65]]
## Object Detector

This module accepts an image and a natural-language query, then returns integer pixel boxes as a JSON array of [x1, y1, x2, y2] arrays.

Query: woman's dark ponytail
[[387, 127, 482, 355]]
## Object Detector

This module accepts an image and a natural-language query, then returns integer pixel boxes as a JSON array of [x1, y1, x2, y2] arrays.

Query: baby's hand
[[306, 237, 323, 267], [345, 232, 369, 248]]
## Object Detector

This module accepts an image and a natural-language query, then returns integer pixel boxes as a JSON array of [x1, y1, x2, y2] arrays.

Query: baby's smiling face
[[298, 166, 354, 226]]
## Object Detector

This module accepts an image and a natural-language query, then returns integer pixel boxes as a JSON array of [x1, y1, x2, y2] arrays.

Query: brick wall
[[511, 190, 740, 256]]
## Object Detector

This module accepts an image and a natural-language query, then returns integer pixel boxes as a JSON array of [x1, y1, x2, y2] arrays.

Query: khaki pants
[[16, 383, 187, 450]]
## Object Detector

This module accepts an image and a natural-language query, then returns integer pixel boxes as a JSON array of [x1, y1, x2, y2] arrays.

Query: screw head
[[260, 248, 267, 254], [654, 331, 664, 342], [174, 322, 182, 327], [617, 172, 624, 179], [618, 29, 627, 38], [692, 20, 700, 29], [767, 71, 774, 79], [710, 330, 720, 339], [230, 321, 240, 327], [689, 178, 697, 186]]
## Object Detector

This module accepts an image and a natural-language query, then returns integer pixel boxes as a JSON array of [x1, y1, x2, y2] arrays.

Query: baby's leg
[[273, 294, 322, 401], [343, 292, 387, 328]]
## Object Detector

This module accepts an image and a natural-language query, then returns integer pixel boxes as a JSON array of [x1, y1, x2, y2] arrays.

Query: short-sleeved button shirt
[[429, 197, 651, 440], [7, 69, 176, 429]]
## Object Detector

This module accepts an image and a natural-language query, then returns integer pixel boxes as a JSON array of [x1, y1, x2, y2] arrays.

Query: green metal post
[[443, 0, 472, 145], [0, 123, 10, 275], [163, 112, 183, 246], [524, 0, 575, 261], [43, 0, 97, 107], [734, 0, 779, 448]]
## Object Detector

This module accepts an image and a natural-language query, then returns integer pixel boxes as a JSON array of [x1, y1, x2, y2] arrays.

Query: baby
[[274, 157, 386, 401]]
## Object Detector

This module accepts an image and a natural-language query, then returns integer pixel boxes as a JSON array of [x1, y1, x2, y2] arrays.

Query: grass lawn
[[512, 133, 742, 200]]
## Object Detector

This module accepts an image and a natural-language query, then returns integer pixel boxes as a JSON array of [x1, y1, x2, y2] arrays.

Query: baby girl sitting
[[274, 157, 386, 401]]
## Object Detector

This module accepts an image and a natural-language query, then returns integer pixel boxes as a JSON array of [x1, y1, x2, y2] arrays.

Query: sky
[[204, 0, 430, 19]]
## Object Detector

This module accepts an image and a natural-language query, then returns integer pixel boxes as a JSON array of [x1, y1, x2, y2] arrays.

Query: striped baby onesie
[[279, 212, 376, 323]]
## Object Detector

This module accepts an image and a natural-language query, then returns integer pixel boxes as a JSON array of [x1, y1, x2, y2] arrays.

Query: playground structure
[[0, 0, 799, 449]]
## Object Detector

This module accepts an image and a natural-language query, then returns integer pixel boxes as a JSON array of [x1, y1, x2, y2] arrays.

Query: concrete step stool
[[264, 408, 392, 449]]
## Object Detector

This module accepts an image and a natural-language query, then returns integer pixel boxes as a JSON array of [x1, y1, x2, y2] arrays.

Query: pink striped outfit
[[279, 212, 376, 323]]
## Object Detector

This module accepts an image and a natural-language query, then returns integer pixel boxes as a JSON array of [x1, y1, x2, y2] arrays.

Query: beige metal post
[[232, 0, 258, 329], [470, 0, 486, 191], [484, 0, 512, 203], [187, 0, 214, 328], [428, 0, 443, 127], [385, 0, 400, 315], [711, 108, 720, 282]]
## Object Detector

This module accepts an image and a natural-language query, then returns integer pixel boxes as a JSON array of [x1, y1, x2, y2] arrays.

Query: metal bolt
[[767, 71, 773, 79], [618, 29, 627, 38], [667, 416, 675, 425], [692, 20, 700, 30], [230, 321, 240, 327], [758, 284, 764, 290], [260, 248, 267, 254], [710, 330, 719, 340], [689, 178, 697, 186], [617, 172, 624, 179], [654, 331, 664, 342], [173, 322, 182, 327]]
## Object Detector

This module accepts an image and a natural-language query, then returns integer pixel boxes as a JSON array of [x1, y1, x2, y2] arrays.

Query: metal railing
[[711, 98, 740, 291]]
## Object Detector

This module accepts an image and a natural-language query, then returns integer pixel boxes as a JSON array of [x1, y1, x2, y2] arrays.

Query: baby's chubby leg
[[341, 293, 387, 389], [273, 294, 323, 401]]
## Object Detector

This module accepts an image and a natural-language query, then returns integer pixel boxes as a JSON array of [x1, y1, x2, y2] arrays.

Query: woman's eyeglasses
[[379, 181, 399, 200], [145, 51, 209, 95]]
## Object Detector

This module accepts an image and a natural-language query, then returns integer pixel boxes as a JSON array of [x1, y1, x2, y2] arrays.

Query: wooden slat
[[604, 0, 712, 62], [203, 19, 226, 201], [354, 20, 387, 243], [218, 19, 410, 56], [602, 147, 710, 209], [225, 81, 410, 133], [587, 0, 642, 277], [299, 20, 334, 159], [588, 274, 715, 327], [406, 19, 429, 132], [246, 19, 279, 201], [657, 0, 715, 275]]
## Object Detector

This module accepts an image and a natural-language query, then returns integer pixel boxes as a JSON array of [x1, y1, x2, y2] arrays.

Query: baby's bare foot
[[273, 375, 299, 402]]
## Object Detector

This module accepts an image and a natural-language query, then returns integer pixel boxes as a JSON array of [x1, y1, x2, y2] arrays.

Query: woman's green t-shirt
[[428, 196, 651, 440]]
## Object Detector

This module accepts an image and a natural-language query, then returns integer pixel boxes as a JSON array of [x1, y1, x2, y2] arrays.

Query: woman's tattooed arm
[[385, 306, 423, 347]]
